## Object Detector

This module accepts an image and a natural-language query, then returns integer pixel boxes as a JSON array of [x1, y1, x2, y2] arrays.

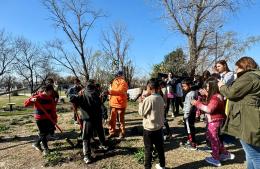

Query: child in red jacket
[[192, 77, 234, 167], [24, 84, 57, 155]]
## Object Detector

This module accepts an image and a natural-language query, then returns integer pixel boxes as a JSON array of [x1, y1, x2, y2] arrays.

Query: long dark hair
[[216, 60, 230, 72], [204, 77, 219, 102]]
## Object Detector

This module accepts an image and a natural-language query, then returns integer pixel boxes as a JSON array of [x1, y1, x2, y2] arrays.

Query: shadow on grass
[[54, 138, 134, 164], [125, 111, 138, 115], [0, 130, 79, 151], [172, 148, 245, 169], [173, 159, 211, 169]]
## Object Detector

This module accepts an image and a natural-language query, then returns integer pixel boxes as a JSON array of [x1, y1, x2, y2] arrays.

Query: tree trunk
[[30, 69, 34, 94], [188, 36, 198, 77], [80, 52, 89, 81]]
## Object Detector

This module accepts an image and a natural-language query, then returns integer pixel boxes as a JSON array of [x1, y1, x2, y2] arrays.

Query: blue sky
[[0, 0, 259, 76]]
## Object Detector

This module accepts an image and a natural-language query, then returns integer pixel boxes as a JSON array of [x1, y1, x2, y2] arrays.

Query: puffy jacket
[[194, 94, 226, 122], [109, 77, 128, 108]]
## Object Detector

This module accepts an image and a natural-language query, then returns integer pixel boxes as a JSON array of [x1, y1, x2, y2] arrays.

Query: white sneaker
[[43, 149, 49, 156], [99, 145, 109, 151], [83, 156, 92, 164], [155, 163, 165, 169], [220, 153, 235, 161], [205, 157, 221, 167], [32, 143, 42, 152]]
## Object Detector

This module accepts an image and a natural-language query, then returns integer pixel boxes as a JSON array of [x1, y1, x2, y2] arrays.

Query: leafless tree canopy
[[45, 39, 79, 78], [0, 30, 16, 77], [161, 0, 254, 76], [196, 31, 260, 73], [102, 24, 132, 71], [43, 0, 104, 81], [101, 24, 135, 86], [14, 37, 51, 94]]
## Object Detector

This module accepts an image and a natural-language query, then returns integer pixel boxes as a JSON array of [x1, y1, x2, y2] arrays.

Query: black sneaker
[[32, 143, 43, 152], [83, 156, 93, 164], [152, 150, 158, 159]]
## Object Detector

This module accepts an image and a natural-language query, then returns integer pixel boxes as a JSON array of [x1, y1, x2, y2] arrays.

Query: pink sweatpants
[[207, 120, 229, 160]]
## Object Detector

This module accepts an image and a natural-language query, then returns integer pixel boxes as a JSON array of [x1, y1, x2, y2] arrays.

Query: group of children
[[139, 75, 235, 169], [25, 61, 236, 168]]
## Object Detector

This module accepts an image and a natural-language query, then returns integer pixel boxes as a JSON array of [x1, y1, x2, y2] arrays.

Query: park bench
[[7, 103, 16, 111]]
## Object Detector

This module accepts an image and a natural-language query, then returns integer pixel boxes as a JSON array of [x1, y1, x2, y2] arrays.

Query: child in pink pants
[[192, 77, 235, 167]]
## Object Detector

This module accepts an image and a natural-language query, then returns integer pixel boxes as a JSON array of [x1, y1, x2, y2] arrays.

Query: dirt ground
[[0, 102, 246, 169]]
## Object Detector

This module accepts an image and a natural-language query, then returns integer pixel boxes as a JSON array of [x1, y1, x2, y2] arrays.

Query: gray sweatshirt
[[139, 94, 165, 131], [183, 90, 198, 119]]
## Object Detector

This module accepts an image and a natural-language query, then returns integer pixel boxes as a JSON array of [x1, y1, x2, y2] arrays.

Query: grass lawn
[[0, 90, 68, 108], [0, 99, 246, 169], [0, 95, 28, 107]]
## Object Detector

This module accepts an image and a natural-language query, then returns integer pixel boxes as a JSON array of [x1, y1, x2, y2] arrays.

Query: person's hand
[[199, 88, 208, 96], [30, 98, 37, 102], [218, 80, 225, 88], [191, 100, 197, 105]]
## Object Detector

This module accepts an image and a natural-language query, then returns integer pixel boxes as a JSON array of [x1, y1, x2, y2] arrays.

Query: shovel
[[35, 102, 75, 148]]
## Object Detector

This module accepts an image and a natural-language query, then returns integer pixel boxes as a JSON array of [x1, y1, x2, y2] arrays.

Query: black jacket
[[68, 86, 102, 120]]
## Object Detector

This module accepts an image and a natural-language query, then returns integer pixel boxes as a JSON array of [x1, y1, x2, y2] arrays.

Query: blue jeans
[[240, 140, 260, 169]]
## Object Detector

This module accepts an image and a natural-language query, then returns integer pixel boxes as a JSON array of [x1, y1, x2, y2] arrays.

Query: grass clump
[[44, 150, 64, 167], [133, 147, 144, 164], [9, 118, 33, 125], [0, 124, 10, 132]]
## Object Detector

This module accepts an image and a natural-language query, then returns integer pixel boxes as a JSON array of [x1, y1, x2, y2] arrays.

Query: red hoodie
[[24, 92, 57, 122]]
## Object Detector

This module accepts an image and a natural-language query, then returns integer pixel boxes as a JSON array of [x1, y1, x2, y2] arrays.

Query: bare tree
[[43, 0, 104, 81], [45, 39, 79, 78], [101, 24, 135, 86], [160, 0, 252, 76], [14, 37, 51, 94], [0, 29, 16, 77], [46, 39, 107, 85], [196, 32, 260, 73]]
